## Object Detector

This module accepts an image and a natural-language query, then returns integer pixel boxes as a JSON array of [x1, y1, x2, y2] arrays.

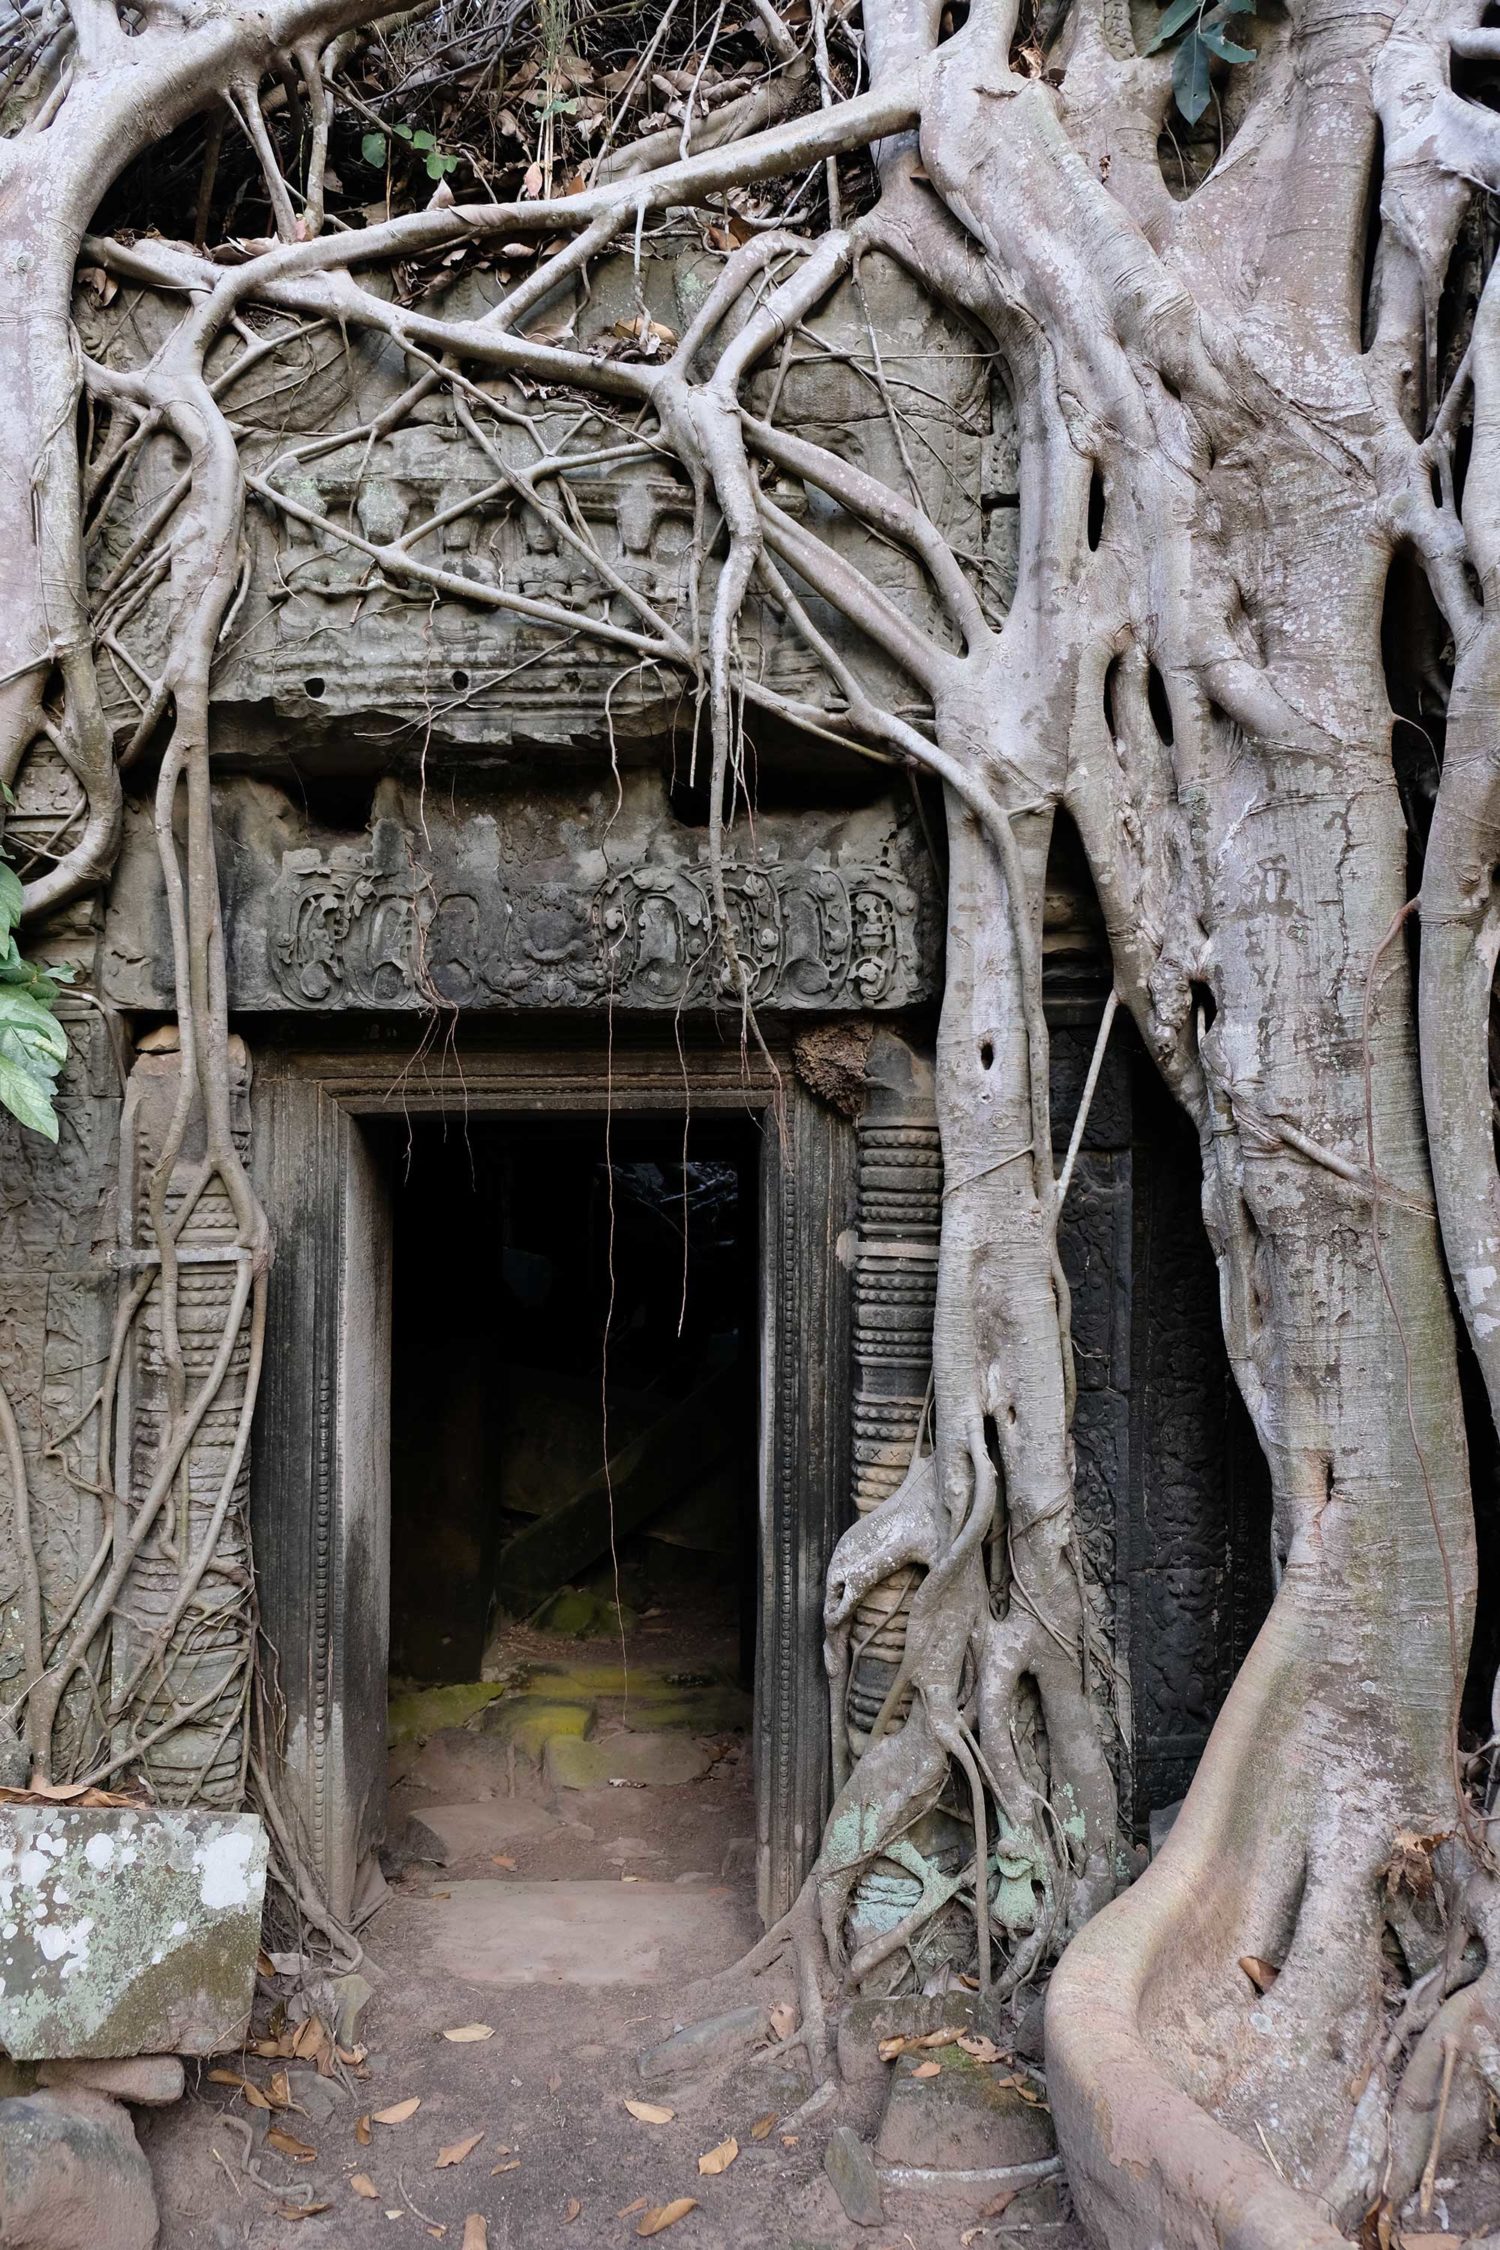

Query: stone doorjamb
[[247, 1027, 856, 1926]]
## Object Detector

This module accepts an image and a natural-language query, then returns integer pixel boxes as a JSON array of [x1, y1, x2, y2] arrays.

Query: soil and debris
[[137, 1616, 1092, 2250]]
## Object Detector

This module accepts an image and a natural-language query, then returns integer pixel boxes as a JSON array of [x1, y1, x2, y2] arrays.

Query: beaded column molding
[[844, 1033, 941, 1761], [115, 1036, 255, 1805]]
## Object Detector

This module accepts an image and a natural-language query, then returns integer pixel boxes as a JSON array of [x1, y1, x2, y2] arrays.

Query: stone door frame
[[247, 1026, 854, 1926]]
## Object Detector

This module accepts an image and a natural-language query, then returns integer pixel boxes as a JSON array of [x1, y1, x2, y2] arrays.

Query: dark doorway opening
[[379, 1114, 760, 1691]]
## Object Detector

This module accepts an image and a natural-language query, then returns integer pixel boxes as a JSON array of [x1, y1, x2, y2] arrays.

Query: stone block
[[36, 2057, 184, 2107], [484, 1697, 595, 1762], [0, 2089, 157, 2250], [0, 1806, 267, 2061], [823, 2124, 884, 2226], [637, 2005, 769, 2085], [544, 1732, 713, 1790], [387, 1682, 507, 1743], [874, 2047, 1056, 2172], [835, 1990, 974, 2083]]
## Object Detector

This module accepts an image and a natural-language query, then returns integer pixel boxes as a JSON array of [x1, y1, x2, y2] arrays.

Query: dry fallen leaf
[[462, 2220, 488, 2250], [373, 2097, 422, 2124], [617, 2199, 648, 2219], [442, 2024, 495, 2044], [267, 2070, 292, 2109], [547, 2072, 562, 2094], [351, 2174, 379, 2199], [490, 2159, 520, 2175], [767, 2002, 796, 2042], [911, 2059, 942, 2079], [878, 2026, 963, 2063], [749, 2113, 777, 2141], [1239, 1955, 1279, 1993], [355, 2114, 371, 2146], [491, 1855, 517, 1870], [623, 2098, 675, 2124], [436, 2132, 485, 2168], [292, 2016, 330, 2067], [981, 2188, 1018, 2219], [1399, 2239, 1455, 2249], [564, 2198, 582, 2222], [698, 2135, 738, 2176], [956, 2034, 1006, 2064], [266, 2127, 317, 2162], [779, 2134, 799, 2149], [637, 2200, 698, 2237], [208, 2069, 271, 2111], [274, 2201, 331, 2222]]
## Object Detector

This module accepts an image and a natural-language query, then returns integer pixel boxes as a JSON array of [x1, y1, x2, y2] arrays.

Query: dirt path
[[139, 1643, 1087, 2250]]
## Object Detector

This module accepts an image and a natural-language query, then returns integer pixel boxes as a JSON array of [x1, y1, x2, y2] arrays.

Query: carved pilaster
[[116, 1039, 254, 1805], [845, 1033, 941, 1757]]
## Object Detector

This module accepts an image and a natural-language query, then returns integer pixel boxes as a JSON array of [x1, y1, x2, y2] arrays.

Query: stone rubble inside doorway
[[130, 1612, 1089, 2250]]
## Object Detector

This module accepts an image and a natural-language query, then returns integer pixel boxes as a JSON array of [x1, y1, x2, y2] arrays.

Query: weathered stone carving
[[263, 820, 927, 1013], [82, 252, 1016, 756], [101, 770, 943, 1018]]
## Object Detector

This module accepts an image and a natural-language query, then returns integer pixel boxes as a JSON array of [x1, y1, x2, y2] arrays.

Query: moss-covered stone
[[387, 1681, 509, 1743], [0, 1808, 266, 2061], [874, 2044, 1056, 2171], [543, 1731, 714, 1789], [484, 1697, 596, 1761], [532, 1588, 638, 1638]]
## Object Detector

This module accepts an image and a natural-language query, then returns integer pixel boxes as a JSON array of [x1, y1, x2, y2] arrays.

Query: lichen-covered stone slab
[[0, 1807, 267, 2060]]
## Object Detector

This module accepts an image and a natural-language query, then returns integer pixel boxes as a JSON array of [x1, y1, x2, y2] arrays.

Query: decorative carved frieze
[[102, 771, 944, 1017], [264, 822, 927, 1013]]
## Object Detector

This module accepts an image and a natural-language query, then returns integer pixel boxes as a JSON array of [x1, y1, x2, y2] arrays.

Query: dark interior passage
[[380, 1113, 760, 1686]]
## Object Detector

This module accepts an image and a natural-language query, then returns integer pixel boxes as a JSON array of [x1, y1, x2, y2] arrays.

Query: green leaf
[[1173, 28, 1213, 119], [0, 860, 21, 949], [425, 150, 460, 179], [394, 121, 415, 141], [361, 131, 388, 169], [1146, 0, 1204, 55], [0, 985, 68, 1069], [410, 128, 436, 149], [1198, 20, 1255, 59], [0, 1053, 58, 1140]]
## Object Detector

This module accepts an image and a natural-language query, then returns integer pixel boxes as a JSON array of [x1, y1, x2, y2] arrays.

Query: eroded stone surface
[[423, 1878, 754, 1986], [874, 2048, 1057, 2171], [544, 1731, 713, 1791], [36, 2058, 184, 2107], [405, 1801, 558, 1860], [485, 1697, 595, 1761], [0, 1808, 266, 2061], [824, 2124, 885, 2226], [637, 2004, 769, 2085], [0, 2089, 157, 2250]]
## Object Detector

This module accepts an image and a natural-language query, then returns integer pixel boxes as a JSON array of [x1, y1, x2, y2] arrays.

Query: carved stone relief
[[102, 771, 943, 1017], [81, 251, 1018, 755]]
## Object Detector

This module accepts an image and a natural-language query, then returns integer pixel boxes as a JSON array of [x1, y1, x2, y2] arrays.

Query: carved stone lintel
[[261, 820, 931, 1015]]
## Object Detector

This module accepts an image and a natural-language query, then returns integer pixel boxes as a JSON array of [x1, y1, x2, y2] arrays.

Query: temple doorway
[[365, 1111, 768, 1982], [381, 1110, 760, 1702], [249, 1033, 854, 1924]]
